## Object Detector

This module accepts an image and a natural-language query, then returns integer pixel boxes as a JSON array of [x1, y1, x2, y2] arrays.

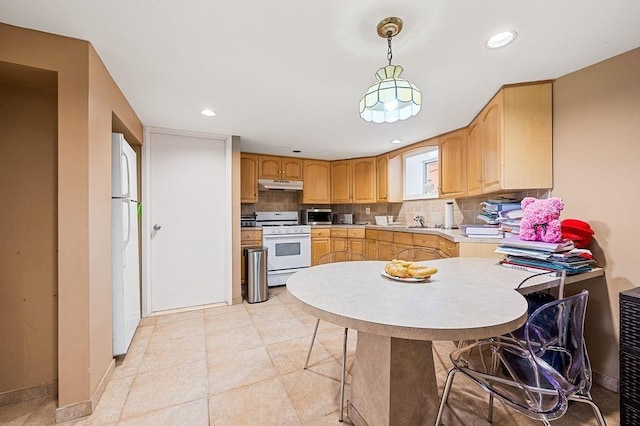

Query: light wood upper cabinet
[[376, 155, 389, 202], [331, 157, 376, 203], [281, 157, 303, 180], [300, 159, 331, 204], [439, 129, 467, 198], [330, 160, 352, 203], [466, 82, 552, 195], [352, 157, 376, 203], [376, 153, 403, 203], [466, 119, 483, 196], [240, 153, 259, 203], [482, 96, 503, 192], [258, 155, 303, 180]]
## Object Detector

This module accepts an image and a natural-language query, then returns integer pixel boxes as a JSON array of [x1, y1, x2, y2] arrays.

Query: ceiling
[[2, 1, 639, 160]]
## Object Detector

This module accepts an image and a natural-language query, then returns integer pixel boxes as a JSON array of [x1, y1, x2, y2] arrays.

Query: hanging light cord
[[387, 32, 393, 65]]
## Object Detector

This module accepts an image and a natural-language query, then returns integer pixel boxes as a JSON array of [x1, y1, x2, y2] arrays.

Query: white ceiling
[[2, 1, 639, 160]]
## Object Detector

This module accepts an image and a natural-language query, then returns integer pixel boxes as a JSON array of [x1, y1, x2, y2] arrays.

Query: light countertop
[[286, 258, 604, 341]]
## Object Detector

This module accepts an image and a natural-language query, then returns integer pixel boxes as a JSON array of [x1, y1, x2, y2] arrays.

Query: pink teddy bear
[[519, 197, 565, 243]]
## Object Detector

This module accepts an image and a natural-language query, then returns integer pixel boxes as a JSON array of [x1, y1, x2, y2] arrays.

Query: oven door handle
[[263, 234, 310, 239]]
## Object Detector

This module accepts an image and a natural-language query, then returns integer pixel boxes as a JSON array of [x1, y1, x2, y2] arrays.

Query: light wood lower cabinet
[[240, 229, 262, 284], [438, 238, 459, 257], [330, 228, 365, 257], [311, 228, 331, 265], [458, 242, 501, 258], [312, 227, 503, 263], [365, 229, 378, 260]]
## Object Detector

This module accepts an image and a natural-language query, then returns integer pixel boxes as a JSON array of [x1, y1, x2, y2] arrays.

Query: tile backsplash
[[241, 189, 551, 226]]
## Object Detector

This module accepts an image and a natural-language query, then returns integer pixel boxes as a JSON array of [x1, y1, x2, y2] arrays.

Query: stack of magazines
[[495, 235, 595, 275]]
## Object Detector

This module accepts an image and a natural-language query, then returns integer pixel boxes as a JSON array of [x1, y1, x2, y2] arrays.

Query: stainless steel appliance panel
[[301, 208, 332, 225]]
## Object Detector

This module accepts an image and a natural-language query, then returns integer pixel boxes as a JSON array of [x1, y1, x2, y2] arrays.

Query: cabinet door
[[281, 157, 303, 180], [259, 155, 282, 179], [394, 243, 413, 259], [331, 160, 352, 203], [466, 119, 483, 196], [331, 237, 349, 252], [365, 238, 378, 261], [439, 130, 467, 198], [378, 240, 395, 261], [240, 154, 258, 203], [376, 154, 388, 202], [311, 237, 331, 265], [352, 157, 376, 203], [438, 237, 459, 258], [349, 238, 366, 257], [501, 83, 553, 190], [481, 96, 503, 193], [301, 160, 331, 204]]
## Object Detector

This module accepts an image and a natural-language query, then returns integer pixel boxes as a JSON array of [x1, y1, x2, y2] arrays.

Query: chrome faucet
[[414, 215, 425, 227]]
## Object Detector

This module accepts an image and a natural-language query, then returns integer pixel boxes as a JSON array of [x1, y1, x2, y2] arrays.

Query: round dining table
[[286, 257, 531, 426]]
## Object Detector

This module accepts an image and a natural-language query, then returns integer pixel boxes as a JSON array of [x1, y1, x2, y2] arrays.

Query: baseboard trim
[[0, 382, 57, 407], [55, 358, 115, 423], [593, 370, 618, 393]]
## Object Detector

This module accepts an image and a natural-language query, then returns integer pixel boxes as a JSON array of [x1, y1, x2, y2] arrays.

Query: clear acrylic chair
[[435, 290, 606, 425], [305, 251, 366, 422], [396, 247, 443, 261]]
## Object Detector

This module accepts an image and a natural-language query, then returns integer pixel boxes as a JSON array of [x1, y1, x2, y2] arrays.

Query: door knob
[[153, 224, 162, 231]]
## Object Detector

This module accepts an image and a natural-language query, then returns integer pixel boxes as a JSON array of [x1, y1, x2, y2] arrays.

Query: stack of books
[[496, 235, 595, 275], [496, 208, 524, 236], [477, 198, 522, 225], [460, 224, 503, 238]]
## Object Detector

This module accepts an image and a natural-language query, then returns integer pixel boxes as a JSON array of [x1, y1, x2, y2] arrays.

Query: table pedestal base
[[348, 332, 438, 426]]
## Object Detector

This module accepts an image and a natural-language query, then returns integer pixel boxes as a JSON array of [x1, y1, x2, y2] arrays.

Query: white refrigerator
[[112, 133, 141, 356]]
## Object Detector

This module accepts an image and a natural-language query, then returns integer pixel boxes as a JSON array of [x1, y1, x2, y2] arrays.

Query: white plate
[[381, 271, 430, 282]]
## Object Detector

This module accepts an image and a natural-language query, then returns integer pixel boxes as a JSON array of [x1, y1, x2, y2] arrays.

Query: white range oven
[[256, 211, 311, 286]]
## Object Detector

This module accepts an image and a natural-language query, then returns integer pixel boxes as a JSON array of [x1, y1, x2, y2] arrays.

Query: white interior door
[[148, 131, 228, 312]]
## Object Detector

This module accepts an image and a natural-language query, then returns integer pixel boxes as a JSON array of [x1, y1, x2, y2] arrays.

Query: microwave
[[301, 208, 332, 225]]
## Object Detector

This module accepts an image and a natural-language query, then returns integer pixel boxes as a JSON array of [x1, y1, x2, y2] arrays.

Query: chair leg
[[569, 395, 607, 426], [339, 327, 348, 422], [435, 368, 458, 426], [304, 318, 320, 370], [488, 394, 494, 423]]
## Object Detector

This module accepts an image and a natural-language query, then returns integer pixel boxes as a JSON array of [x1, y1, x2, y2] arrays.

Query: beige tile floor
[[1, 286, 620, 425]]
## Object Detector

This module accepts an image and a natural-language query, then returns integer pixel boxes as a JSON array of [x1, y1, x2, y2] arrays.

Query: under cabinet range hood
[[258, 178, 303, 191]]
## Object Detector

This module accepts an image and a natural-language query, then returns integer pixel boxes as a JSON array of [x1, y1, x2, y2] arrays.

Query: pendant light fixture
[[359, 17, 422, 123]]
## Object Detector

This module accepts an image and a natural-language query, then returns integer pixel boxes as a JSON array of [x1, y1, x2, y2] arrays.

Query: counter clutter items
[[495, 235, 595, 275]]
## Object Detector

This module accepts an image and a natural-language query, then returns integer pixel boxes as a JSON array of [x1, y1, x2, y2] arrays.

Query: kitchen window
[[403, 146, 439, 200]]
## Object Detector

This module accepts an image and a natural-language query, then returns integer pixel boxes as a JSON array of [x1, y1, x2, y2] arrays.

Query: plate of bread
[[382, 259, 438, 282]]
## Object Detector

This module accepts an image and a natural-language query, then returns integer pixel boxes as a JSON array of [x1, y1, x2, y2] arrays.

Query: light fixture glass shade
[[359, 65, 422, 123]]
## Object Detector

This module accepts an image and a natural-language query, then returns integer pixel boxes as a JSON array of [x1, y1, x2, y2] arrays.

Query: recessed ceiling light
[[391, 139, 402, 144], [200, 109, 216, 117], [485, 30, 518, 49]]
